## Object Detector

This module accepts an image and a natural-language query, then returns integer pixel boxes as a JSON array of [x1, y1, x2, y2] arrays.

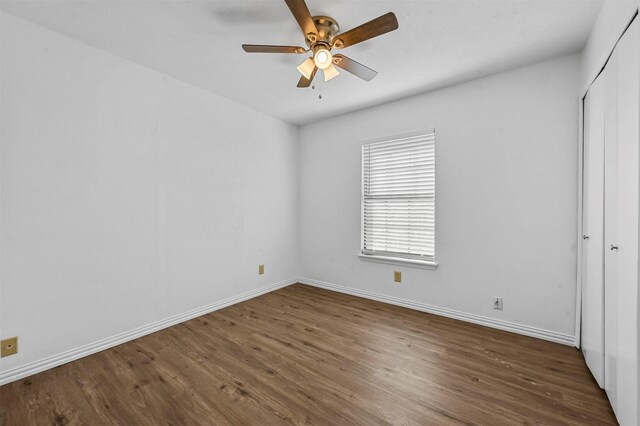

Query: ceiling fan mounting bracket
[[305, 16, 340, 48]]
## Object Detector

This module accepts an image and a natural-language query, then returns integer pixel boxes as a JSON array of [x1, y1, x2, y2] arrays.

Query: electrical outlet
[[258, 264, 264, 275], [1, 337, 18, 357], [493, 297, 503, 311], [394, 271, 401, 283]]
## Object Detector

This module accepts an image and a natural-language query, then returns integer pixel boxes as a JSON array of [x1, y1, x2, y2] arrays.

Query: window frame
[[359, 130, 438, 270]]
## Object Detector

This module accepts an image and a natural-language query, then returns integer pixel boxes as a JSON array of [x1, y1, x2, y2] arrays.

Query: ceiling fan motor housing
[[306, 16, 340, 48]]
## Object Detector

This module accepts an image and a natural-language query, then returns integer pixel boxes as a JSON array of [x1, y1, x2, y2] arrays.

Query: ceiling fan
[[242, 0, 399, 88]]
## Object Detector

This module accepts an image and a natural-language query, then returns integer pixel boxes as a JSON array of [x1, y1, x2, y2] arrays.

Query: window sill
[[358, 254, 438, 270]]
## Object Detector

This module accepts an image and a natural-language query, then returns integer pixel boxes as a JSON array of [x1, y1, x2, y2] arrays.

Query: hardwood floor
[[0, 284, 616, 425]]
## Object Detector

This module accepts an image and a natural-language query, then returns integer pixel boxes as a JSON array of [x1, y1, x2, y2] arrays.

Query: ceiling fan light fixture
[[313, 48, 332, 70], [323, 63, 340, 81], [297, 57, 315, 79]]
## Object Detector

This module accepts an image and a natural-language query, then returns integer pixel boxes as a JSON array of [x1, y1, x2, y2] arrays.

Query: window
[[360, 131, 436, 268]]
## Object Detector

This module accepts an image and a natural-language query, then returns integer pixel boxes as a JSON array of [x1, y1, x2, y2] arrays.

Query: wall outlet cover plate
[[1, 336, 18, 357], [493, 297, 503, 311]]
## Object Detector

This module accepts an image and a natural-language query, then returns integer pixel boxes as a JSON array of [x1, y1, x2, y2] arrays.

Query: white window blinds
[[361, 131, 436, 262]]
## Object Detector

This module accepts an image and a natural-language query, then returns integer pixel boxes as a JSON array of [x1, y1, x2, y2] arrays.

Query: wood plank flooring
[[0, 284, 616, 425]]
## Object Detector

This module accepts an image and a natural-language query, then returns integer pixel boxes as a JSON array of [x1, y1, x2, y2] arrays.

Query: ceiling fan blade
[[297, 67, 318, 88], [332, 12, 398, 49], [284, 0, 318, 39], [333, 54, 377, 81], [242, 44, 307, 54]]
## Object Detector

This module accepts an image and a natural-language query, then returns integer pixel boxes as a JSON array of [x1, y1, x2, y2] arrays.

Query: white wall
[[298, 55, 580, 342], [0, 12, 298, 381]]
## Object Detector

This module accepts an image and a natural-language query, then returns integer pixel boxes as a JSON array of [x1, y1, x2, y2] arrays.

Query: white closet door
[[614, 16, 639, 426], [582, 73, 605, 388], [603, 49, 618, 409]]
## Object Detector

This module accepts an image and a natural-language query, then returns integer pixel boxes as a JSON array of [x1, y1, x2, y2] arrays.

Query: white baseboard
[[297, 277, 576, 346], [1, 276, 576, 385], [0, 278, 297, 386]]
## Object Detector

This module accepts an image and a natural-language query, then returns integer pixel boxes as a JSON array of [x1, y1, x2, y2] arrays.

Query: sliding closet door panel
[[582, 74, 605, 388], [615, 16, 639, 426], [603, 50, 618, 409]]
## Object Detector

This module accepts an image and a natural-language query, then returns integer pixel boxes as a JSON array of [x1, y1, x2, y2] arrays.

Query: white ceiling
[[1, 0, 602, 125]]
